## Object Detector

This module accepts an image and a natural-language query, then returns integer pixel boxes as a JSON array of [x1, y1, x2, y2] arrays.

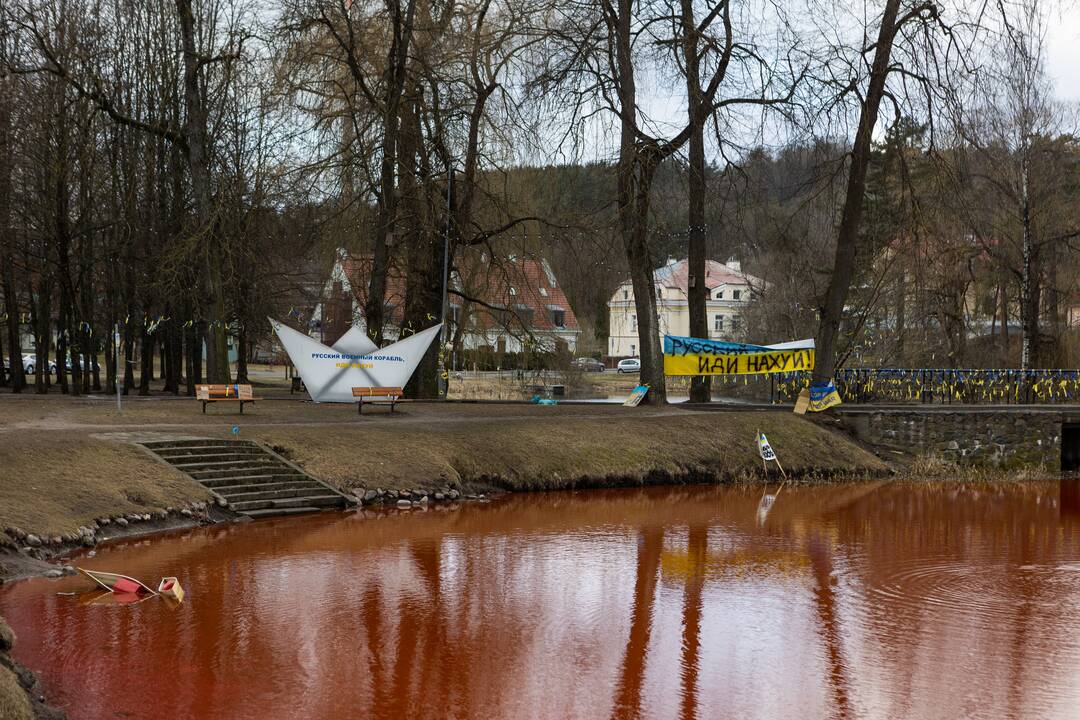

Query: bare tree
[[538, 0, 801, 403], [0, 22, 26, 392], [665, 0, 804, 401], [813, 0, 945, 387], [8, 0, 252, 384], [945, 0, 1080, 370]]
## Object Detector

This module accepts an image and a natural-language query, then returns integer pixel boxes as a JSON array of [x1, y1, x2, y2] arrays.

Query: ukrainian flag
[[808, 380, 841, 412]]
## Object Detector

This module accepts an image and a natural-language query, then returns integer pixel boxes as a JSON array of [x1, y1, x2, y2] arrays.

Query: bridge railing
[[769, 368, 1080, 405]]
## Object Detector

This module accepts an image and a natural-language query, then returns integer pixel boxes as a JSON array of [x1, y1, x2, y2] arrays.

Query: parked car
[[571, 357, 605, 372], [21, 354, 57, 376], [617, 357, 641, 374]]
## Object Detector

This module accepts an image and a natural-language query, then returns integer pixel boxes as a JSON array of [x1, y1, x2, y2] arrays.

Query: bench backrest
[[197, 384, 254, 400], [351, 386, 403, 398]]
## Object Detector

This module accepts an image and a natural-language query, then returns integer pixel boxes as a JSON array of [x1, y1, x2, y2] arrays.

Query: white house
[[608, 258, 762, 358]]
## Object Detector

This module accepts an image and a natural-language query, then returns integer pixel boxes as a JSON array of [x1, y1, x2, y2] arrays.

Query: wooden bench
[[196, 384, 257, 414], [351, 387, 403, 414]]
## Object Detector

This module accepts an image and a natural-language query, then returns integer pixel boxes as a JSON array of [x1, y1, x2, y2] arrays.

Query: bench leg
[[390, 398, 395, 413], [240, 402, 244, 415], [202, 401, 206, 414], [358, 399, 363, 415]]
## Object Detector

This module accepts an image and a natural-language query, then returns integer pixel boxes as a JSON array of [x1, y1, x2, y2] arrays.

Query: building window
[[731, 317, 741, 332], [630, 344, 636, 356], [539, 287, 548, 297], [622, 289, 629, 300], [714, 314, 724, 332], [509, 287, 517, 296], [550, 308, 566, 328], [716, 290, 723, 300], [630, 314, 637, 331], [733, 289, 741, 301]]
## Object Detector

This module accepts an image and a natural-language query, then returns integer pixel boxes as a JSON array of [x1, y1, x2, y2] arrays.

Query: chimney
[[726, 258, 741, 273]]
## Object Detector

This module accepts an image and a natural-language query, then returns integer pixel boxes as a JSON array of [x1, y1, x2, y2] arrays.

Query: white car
[[21, 354, 57, 376], [617, 357, 641, 374]]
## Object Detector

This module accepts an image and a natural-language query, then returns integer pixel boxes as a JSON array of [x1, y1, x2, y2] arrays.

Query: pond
[[3, 480, 1080, 720]]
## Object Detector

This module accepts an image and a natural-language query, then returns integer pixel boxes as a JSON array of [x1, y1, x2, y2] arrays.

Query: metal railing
[[770, 368, 1080, 405]]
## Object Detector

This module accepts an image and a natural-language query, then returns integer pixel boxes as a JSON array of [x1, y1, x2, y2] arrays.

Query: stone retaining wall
[[837, 409, 1068, 469]]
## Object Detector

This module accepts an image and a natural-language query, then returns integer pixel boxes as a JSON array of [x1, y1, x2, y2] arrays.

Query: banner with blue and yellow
[[808, 380, 842, 411], [663, 335, 815, 377]]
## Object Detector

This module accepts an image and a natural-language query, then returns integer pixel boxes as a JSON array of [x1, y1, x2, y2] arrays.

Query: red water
[[3, 481, 1080, 720]]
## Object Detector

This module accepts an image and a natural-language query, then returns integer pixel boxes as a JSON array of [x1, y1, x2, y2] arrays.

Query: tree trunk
[[681, 0, 710, 403], [813, 0, 902, 386], [365, 0, 417, 346], [999, 278, 1010, 364], [105, 317, 116, 395], [164, 320, 181, 393], [139, 328, 152, 395], [235, 327, 249, 384], [1045, 258, 1061, 366], [29, 276, 51, 393], [0, 63, 23, 393], [176, 0, 230, 383], [614, 0, 665, 404], [399, 93, 441, 399], [185, 313, 199, 396], [1019, 156, 1037, 371], [53, 102, 82, 396], [1, 253, 24, 393], [56, 305, 69, 395], [191, 320, 204, 390], [123, 320, 135, 394]]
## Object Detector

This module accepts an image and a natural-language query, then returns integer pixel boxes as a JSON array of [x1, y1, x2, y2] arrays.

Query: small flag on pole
[[758, 431, 776, 461], [756, 430, 786, 523], [757, 430, 786, 478]]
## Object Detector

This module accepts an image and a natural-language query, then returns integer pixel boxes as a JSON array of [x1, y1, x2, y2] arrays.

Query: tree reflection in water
[[2, 481, 1079, 720]]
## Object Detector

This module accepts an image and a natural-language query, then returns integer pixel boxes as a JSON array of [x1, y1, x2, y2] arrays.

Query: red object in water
[[111, 578, 141, 594]]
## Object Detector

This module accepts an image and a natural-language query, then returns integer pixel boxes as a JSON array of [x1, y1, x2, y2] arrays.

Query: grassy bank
[[254, 411, 886, 493], [0, 435, 211, 541], [0, 394, 885, 540]]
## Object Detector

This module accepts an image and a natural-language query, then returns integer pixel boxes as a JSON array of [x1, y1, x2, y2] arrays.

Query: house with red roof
[[312, 249, 580, 355], [454, 254, 581, 354], [608, 258, 763, 358]]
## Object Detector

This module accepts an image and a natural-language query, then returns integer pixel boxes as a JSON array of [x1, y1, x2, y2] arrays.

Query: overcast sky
[[1045, 5, 1080, 100]]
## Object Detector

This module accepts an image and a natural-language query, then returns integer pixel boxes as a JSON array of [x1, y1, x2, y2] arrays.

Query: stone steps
[[144, 439, 253, 450], [170, 458, 283, 472], [140, 439, 351, 519], [154, 449, 265, 460], [229, 494, 344, 512], [201, 475, 309, 490], [187, 467, 299, 481], [214, 481, 324, 498], [241, 507, 328, 519]]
